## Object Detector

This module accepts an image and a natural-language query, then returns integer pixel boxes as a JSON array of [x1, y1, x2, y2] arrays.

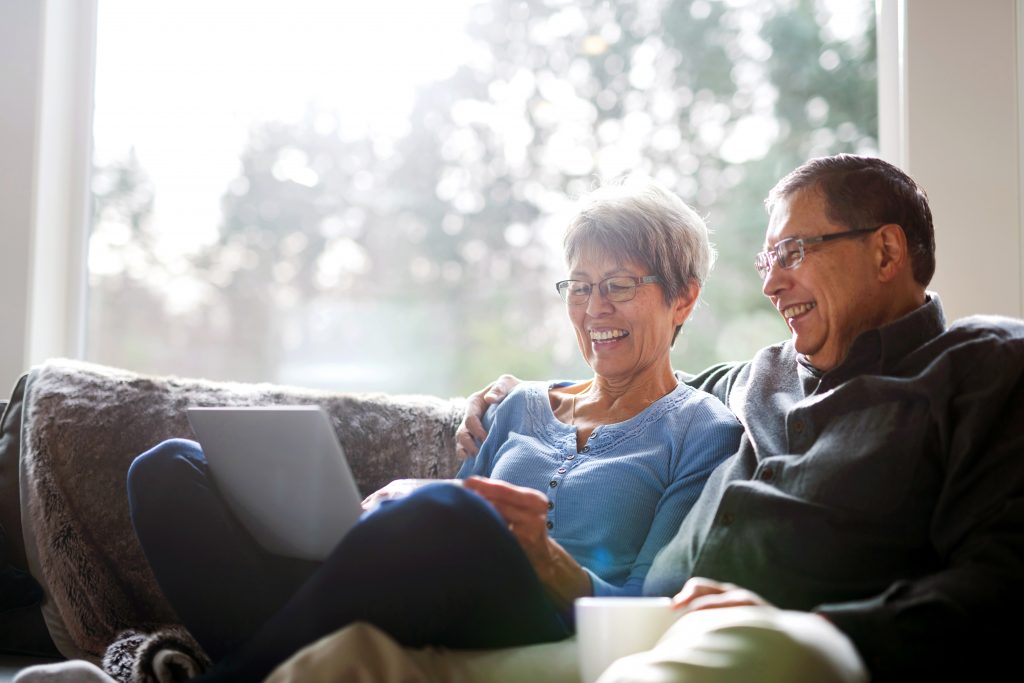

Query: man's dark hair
[[765, 154, 936, 286]]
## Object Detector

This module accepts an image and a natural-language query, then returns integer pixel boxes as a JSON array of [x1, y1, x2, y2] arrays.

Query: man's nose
[[761, 261, 788, 298]]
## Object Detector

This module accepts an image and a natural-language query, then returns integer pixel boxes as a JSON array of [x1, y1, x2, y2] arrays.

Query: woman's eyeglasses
[[555, 275, 660, 305]]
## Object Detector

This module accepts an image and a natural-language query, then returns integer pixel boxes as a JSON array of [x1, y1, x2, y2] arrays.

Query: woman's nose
[[585, 288, 614, 316]]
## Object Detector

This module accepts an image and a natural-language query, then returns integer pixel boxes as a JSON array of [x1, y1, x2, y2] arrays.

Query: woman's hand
[[361, 481, 409, 511], [361, 479, 448, 511], [671, 577, 772, 613], [455, 375, 523, 460], [464, 475, 548, 542], [464, 476, 591, 609]]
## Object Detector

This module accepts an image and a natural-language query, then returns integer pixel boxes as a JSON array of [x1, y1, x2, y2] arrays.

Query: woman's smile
[[589, 328, 630, 344]]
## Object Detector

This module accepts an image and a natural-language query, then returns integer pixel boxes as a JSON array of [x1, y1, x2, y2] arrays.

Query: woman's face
[[565, 249, 696, 382]]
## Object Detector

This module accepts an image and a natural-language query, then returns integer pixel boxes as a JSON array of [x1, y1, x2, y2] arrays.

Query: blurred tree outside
[[87, 0, 877, 397]]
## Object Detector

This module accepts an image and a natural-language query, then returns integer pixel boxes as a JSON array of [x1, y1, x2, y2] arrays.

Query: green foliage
[[89, 0, 877, 394]]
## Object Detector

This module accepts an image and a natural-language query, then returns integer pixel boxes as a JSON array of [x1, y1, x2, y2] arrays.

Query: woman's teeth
[[783, 302, 816, 318], [590, 329, 629, 341]]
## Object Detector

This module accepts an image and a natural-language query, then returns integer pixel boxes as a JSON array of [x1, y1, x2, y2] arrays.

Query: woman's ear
[[875, 223, 909, 283], [672, 281, 700, 327]]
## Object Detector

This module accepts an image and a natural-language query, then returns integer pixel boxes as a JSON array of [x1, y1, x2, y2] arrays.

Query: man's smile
[[781, 301, 816, 320]]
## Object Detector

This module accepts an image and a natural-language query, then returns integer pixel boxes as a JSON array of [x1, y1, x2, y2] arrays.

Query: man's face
[[761, 189, 888, 371]]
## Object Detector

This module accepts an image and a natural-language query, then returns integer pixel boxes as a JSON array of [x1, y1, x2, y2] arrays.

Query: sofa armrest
[[15, 358, 464, 657]]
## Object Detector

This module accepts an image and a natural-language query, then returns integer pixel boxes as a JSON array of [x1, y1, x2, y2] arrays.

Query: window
[[87, 0, 877, 395]]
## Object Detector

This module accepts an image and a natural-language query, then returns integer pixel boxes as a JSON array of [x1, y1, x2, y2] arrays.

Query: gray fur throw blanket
[[20, 359, 464, 658]]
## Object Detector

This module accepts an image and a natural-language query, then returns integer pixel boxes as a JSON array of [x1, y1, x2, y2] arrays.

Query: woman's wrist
[[539, 540, 593, 610]]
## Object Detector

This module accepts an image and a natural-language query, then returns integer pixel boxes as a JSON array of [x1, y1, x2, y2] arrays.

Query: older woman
[[454, 176, 740, 603], [125, 176, 741, 683]]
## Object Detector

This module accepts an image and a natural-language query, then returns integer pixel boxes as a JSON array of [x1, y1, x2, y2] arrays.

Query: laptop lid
[[186, 405, 363, 561]]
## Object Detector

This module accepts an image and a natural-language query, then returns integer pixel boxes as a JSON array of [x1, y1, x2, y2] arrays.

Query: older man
[[254, 155, 1022, 683], [444, 155, 1024, 683]]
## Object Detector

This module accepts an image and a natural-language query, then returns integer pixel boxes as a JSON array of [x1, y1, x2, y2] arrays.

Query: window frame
[[0, 0, 95, 389]]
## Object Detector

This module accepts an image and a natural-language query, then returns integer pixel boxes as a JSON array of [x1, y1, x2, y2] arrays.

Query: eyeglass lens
[[755, 239, 804, 279]]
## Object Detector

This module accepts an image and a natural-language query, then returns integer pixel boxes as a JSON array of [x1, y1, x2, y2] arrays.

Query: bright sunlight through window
[[88, 0, 877, 395]]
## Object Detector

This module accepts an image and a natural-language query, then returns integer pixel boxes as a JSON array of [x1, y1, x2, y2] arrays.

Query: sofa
[[0, 358, 466, 668]]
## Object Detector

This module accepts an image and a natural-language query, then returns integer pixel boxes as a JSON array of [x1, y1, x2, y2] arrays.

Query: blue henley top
[[457, 380, 742, 597]]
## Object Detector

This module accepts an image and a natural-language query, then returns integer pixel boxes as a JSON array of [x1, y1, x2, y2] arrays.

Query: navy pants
[[127, 439, 570, 682]]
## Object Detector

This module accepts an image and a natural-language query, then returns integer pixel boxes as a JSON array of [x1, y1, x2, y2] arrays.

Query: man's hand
[[671, 577, 772, 613], [464, 476, 591, 609], [455, 374, 522, 459]]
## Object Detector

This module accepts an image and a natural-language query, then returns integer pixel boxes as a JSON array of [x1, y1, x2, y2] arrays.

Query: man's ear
[[672, 281, 700, 326], [875, 223, 909, 283]]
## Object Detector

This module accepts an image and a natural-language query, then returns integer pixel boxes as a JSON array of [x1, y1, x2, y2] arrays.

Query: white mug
[[574, 597, 681, 683]]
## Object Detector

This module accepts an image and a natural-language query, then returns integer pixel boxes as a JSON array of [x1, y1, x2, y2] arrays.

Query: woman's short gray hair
[[563, 175, 715, 341]]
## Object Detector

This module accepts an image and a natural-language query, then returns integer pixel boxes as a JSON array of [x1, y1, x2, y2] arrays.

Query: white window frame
[[1, 0, 1021, 391], [0, 0, 95, 390]]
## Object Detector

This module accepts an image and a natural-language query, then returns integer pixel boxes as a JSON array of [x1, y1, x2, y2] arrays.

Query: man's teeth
[[782, 302, 816, 318], [590, 329, 629, 341]]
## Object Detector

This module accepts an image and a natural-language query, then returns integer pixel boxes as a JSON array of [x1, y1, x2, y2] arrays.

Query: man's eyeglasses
[[555, 275, 660, 305], [754, 225, 886, 280]]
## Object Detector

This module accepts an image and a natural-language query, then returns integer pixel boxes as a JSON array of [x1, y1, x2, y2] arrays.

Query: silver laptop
[[186, 405, 363, 561]]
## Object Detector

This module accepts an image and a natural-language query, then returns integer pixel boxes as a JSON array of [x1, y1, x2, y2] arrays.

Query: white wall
[[0, 2, 44, 395], [881, 0, 1023, 320]]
